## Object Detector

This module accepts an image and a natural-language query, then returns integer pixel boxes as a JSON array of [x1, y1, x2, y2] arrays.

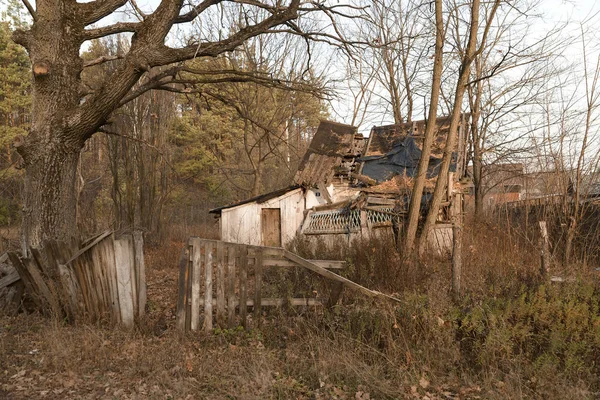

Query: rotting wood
[[5, 232, 145, 327], [238, 244, 248, 328], [204, 241, 213, 332], [227, 245, 236, 328], [261, 259, 345, 269], [283, 250, 402, 304], [133, 232, 146, 318], [254, 249, 263, 325], [0, 269, 20, 289], [216, 241, 226, 327], [114, 237, 135, 328], [190, 238, 202, 331], [176, 247, 189, 331], [199, 298, 324, 307]]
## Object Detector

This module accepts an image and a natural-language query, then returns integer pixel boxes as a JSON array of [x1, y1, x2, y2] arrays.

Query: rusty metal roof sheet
[[294, 120, 361, 186]]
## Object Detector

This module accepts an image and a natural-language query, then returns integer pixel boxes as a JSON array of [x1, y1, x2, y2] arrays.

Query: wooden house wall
[[221, 188, 304, 246]]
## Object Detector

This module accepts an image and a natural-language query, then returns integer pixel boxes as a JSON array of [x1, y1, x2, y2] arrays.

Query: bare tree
[[11, 0, 352, 246]]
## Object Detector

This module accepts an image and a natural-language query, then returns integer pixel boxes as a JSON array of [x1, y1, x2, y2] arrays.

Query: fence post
[[253, 248, 263, 327], [204, 242, 214, 332], [190, 239, 202, 331], [227, 245, 237, 328], [539, 221, 550, 277], [238, 244, 248, 329], [176, 246, 189, 331]]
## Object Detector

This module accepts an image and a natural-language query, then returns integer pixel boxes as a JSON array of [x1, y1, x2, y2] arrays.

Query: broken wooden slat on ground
[[0, 269, 19, 289], [199, 298, 323, 307], [283, 250, 402, 304], [262, 259, 345, 269]]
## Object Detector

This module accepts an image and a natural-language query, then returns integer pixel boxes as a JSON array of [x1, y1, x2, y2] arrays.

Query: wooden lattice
[[303, 209, 361, 234]]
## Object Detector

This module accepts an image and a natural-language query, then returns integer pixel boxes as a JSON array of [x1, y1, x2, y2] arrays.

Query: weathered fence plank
[[190, 239, 202, 331], [238, 244, 248, 328], [176, 247, 189, 331], [204, 242, 213, 332], [253, 249, 263, 325], [114, 237, 135, 328], [216, 241, 226, 327], [227, 245, 236, 328]]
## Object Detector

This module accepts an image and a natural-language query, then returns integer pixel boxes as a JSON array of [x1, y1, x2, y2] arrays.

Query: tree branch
[[173, 0, 222, 24], [79, 0, 129, 25], [84, 22, 139, 41], [20, 0, 37, 21], [83, 55, 123, 68]]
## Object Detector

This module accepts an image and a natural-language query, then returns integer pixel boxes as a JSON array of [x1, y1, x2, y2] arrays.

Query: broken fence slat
[[216, 241, 226, 327], [227, 245, 236, 329], [261, 259, 345, 269], [114, 238, 135, 328], [133, 231, 146, 318], [190, 239, 202, 331], [254, 250, 263, 325], [283, 250, 402, 304], [199, 298, 323, 307], [204, 242, 213, 333], [238, 244, 248, 329], [176, 247, 190, 331], [0, 269, 20, 289]]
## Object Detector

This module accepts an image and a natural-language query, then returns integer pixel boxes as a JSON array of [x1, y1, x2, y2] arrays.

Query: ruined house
[[210, 116, 470, 250]]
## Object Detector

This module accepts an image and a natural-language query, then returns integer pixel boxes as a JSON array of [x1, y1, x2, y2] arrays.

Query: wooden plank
[[114, 237, 135, 328], [253, 249, 263, 324], [133, 231, 146, 318], [62, 230, 112, 266], [238, 244, 248, 329], [283, 250, 402, 304], [100, 237, 120, 323], [190, 238, 202, 331], [204, 242, 213, 332], [0, 269, 19, 289], [0, 253, 8, 264], [199, 298, 323, 307], [262, 259, 345, 269], [123, 235, 138, 319], [216, 241, 226, 327], [22, 255, 62, 317], [176, 247, 190, 331], [227, 245, 236, 328], [7, 252, 39, 307], [247, 246, 284, 258]]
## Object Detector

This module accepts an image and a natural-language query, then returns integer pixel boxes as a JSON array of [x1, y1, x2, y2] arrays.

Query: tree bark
[[403, 0, 444, 253], [418, 0, 488, 256], [21, 142, 80, 247]]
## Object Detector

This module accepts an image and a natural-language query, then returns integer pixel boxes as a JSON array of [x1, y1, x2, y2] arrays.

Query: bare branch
[[79, 0, 129, 25], [173, 0, 223, 24], [83, 55, 123, 68], [20, 0, 37, 21], [84, 22, 139, 41]]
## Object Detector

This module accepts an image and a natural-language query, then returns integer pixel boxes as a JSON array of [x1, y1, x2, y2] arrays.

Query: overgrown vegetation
[[4, 220, 599, 399]]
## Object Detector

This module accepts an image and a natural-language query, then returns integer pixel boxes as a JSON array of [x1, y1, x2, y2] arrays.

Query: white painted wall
[[220, 188, 305, 246]]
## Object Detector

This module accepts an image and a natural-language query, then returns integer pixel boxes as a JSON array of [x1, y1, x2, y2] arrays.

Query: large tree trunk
[[21, 140, 81, 247]]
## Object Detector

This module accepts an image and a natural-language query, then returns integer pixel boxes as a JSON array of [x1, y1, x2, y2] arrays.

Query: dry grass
[[1, 220, 600, 399]]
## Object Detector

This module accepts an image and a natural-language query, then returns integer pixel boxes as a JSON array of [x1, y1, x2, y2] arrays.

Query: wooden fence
[[6, 231, 146, 327], [176, 238, 400, 332]]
